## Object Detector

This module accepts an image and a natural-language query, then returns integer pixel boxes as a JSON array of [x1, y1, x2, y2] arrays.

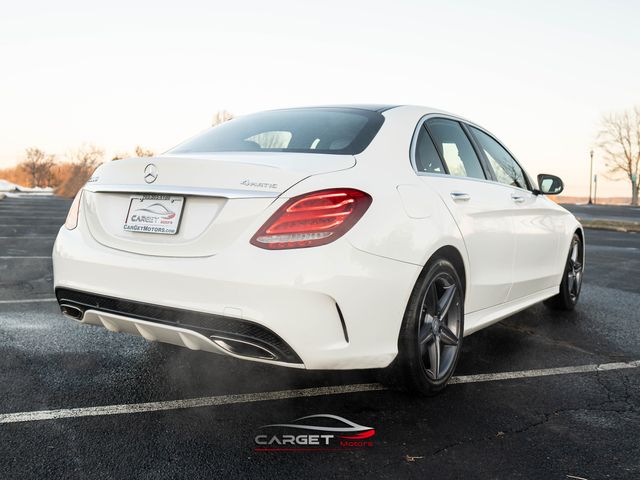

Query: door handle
[[450, 192, 471, 201], [511, 193, 526, 204]]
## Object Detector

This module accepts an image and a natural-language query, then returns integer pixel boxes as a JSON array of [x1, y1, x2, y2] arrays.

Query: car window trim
[[409, 113, 533, 193], [422, 117, 490, 181]]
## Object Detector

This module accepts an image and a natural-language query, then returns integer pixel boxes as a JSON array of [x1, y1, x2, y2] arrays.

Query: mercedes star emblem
[[144, 164, 158, 184]]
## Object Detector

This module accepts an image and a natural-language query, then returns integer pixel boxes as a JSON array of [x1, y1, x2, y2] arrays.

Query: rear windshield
[[169, 108, 385, 155]]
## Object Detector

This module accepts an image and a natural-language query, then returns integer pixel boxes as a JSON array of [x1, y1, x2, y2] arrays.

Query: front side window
[[169, 108, 384, 155], [470, 127, 528, 190], [426, 119, 485, 180]]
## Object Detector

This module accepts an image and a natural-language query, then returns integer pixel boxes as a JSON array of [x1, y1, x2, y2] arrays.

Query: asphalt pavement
[[0, 196, 639, 479]]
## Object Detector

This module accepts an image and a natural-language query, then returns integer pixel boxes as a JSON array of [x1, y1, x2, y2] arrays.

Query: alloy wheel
[[567, 237, 583, 301], [417, 272, 462, 380]]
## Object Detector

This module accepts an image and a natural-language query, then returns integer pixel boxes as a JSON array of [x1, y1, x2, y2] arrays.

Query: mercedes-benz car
[[53, 105, 584, 394]]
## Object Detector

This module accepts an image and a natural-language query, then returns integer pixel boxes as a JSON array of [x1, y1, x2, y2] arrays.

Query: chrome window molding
[[409, 113, 535, 194]]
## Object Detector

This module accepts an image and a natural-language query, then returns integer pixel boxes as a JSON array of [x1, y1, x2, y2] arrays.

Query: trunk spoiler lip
[[82, 183, 281, 199]]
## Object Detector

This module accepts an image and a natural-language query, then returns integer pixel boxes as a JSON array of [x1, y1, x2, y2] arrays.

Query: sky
[[1, 0, 639, 197]]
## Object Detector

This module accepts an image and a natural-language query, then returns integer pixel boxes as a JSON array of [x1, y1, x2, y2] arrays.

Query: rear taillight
[[250, 188, 372, 250], [64, 190, 83, 230]]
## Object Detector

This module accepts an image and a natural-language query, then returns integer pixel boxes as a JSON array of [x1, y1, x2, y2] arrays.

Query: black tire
[[385, 257, 464, 395], [544, 232, 584, 311]]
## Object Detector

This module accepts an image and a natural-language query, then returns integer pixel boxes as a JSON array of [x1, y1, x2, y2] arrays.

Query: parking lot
[[0, 196, 639, 479]]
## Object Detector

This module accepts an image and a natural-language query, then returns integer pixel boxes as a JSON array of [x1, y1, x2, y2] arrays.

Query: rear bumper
[[52, 223, 421, 370], [56, 287, 303, 366]]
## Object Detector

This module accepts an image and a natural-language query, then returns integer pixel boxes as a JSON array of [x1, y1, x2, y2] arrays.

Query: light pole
[[588, 150, 594, 205]]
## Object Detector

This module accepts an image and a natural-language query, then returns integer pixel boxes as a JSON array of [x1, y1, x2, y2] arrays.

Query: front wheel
[[544, 232, 584, 311], [389, 258, 464, 395]]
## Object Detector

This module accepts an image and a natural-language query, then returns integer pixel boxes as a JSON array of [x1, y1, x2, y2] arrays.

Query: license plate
[[123, 195, 185, 235]]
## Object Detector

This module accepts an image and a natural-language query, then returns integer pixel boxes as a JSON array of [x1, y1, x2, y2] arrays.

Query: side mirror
[[536, 174, 564, 195]]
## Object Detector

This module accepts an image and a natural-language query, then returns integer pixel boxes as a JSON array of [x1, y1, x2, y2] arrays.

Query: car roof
[[266, 104, 469, 118], [270, 104, 401, 113], [317, 104, 400, 112], [259, 104, 476, 124]]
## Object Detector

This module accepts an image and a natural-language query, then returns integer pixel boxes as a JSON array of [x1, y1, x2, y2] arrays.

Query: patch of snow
[[0, 179, 54, 195]]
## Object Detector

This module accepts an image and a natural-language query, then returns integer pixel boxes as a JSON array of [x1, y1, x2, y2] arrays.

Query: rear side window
[[414, 127, 446, 174], [426, 119, 486, 180], [470, 127, 529, 190], [169, 108, 385, 155]]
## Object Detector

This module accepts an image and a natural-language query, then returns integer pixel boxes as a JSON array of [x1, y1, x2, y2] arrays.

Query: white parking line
[[0, 360, 637, 425], [0, 256, 51, 259], [0, 235, 57, 239], [588, 245, 638, 252], [0, 298, 56, 304], [449, 360, 640, 384]]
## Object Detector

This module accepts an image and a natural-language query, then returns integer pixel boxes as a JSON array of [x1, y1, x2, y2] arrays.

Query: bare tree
[[69, 143, 103, 172], [19, 147, 56, 188], [134, 145, 154, 157], [112, 146, 154, 161], [598, 106, 640, 205], [56, 143, 104, 197], [212, 110, 234, 126]]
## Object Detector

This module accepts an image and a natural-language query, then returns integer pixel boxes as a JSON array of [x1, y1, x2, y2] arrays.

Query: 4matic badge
[[254, 414, 375, 452], [240, 179, 278, 189]]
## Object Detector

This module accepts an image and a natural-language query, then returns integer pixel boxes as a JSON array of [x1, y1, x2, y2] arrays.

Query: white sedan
[[53, 105, 584, 394]]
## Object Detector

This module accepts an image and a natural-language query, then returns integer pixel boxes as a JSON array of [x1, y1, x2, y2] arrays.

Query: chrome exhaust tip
[[60, 304, 84, 321], [211, 336, 277, 360]]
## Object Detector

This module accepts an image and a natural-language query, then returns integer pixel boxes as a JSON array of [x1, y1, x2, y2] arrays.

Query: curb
[[578, 218, 640, 233]]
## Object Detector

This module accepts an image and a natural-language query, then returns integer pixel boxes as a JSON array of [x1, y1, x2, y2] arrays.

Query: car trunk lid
[[82, 153, 355, 257]]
